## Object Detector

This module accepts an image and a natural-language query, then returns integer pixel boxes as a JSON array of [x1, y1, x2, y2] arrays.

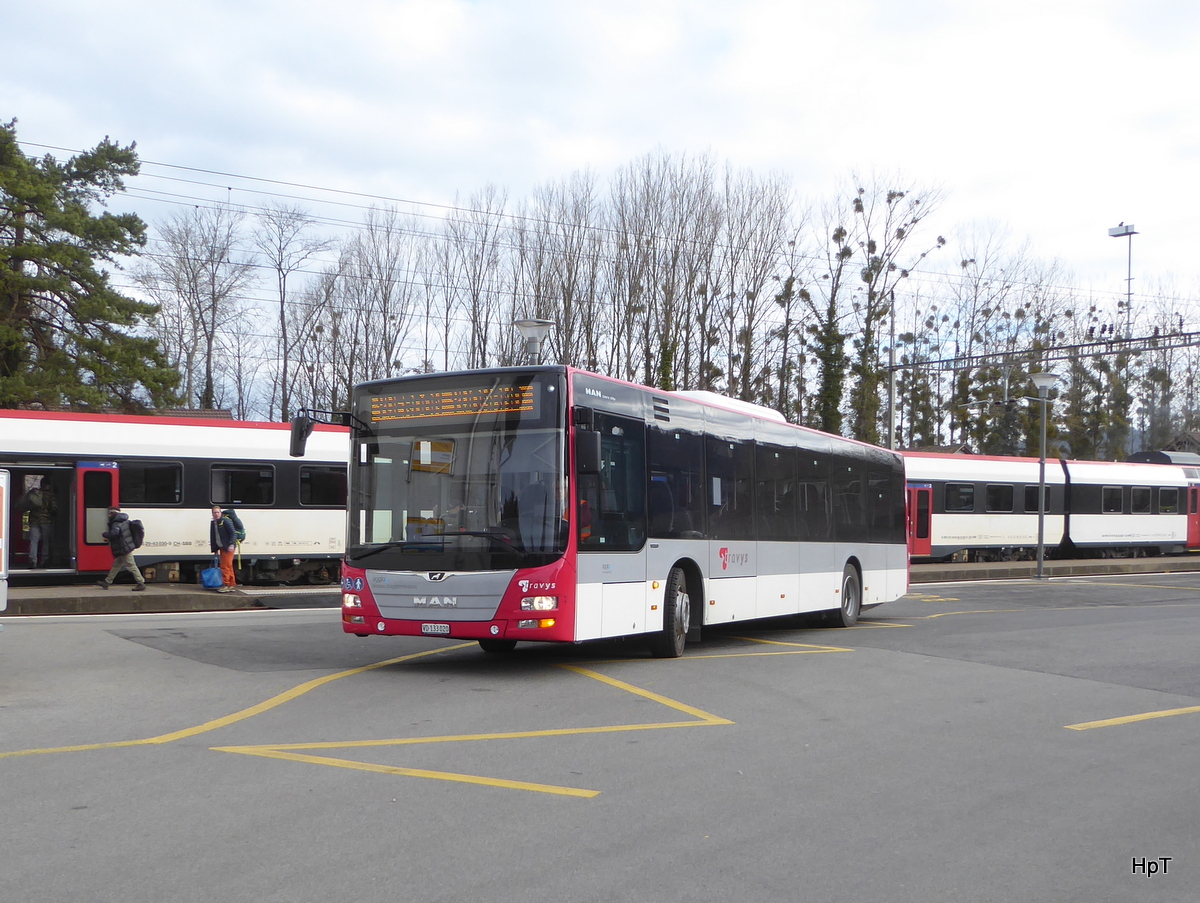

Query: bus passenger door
[[1189, 485, 1200, 550], [907, 484, 932, 558], [76, 462, 120, 573]]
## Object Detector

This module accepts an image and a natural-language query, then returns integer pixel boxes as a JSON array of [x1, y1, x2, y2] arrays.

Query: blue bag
[[201, 559, 224, 589]]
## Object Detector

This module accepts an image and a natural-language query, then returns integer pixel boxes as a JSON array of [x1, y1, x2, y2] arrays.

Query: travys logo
[[518, 579, 556, 592], [718, 547, 749, 570]]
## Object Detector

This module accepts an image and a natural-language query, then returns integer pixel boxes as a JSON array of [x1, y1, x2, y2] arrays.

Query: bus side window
[[647, 426, 705, 539], [706, 436, 754, 541], [578, 413, 646, 551]]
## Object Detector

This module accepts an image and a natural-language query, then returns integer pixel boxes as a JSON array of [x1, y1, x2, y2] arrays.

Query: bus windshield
[[347, 371, 567, 571]]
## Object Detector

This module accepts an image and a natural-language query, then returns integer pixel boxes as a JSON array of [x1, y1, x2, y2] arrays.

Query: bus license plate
[[421, 623, 451, 636]]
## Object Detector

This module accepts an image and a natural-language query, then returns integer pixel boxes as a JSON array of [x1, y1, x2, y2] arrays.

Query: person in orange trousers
[[209, 505, 238, 592]]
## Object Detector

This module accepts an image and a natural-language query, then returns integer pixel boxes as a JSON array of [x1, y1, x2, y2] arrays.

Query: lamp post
[[1030, 371, 1059, 579], [1108, 223, 1137, 335], [514, 318, 554, 364]]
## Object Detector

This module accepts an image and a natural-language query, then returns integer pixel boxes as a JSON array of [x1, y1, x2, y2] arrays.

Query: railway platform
[[909, 553, 1200, 583], [1, 581, 340, 616], [5, 555, 1200, 616]]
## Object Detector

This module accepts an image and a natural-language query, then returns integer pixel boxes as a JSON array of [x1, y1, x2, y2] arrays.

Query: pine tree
[[0, 121, 177, 409]]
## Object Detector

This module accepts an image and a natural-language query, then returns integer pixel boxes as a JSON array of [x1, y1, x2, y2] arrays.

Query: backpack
[[129, 519, 145, 549], [223, 508, 246, 543]]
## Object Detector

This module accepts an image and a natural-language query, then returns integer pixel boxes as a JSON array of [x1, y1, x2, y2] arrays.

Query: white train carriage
[[1, 409, 348, 583], [903, 451, 1199, 561]]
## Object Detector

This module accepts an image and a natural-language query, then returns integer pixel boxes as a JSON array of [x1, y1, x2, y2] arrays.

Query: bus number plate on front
[[421, 623, 451, 635]]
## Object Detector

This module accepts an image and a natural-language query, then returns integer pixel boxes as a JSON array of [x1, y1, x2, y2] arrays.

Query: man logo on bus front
[[428, 572, 447, 582]]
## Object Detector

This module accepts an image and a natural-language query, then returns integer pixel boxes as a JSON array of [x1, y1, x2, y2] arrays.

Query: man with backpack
[[17, 476, 58, 569], [210, 506, 238, 593], [96, 506, 146, 591]]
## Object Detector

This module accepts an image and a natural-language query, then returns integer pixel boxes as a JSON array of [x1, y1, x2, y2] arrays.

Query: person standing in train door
[[18, 477, 58, 568], [210, 505, 238, 593], [96, 506, 146, 590]]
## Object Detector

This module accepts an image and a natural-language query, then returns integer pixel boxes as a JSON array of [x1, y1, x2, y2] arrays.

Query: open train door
[[76, 462, 120, 573], [1189, 484, 1200, 551], [907, 483, 932, 558]]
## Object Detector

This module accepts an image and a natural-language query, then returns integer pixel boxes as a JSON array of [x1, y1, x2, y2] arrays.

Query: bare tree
[[254, 202, 331, 421], [846, 176, 945, 444], [136, 205, 256, 409]]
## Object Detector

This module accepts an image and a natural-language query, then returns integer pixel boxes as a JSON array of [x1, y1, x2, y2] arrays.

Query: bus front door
[[76, 462, 120, 573], [907, 484, 932, 558]]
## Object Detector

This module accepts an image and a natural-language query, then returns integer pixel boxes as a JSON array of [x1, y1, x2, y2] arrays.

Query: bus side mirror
[[576, 430, 602, 474], [289, 414, 315, 457]]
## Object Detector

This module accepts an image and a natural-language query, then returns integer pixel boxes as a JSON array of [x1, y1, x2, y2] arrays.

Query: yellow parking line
[[0, 643, 475, 759], [219, 719, 722, 752], [916, 609, 1025, 619], [1066, 705, 1200, 731], [731, 637, 853, 652], [849, 620, 912, 629], [560, 665, 734, 723], [216, 747, 601, 798]]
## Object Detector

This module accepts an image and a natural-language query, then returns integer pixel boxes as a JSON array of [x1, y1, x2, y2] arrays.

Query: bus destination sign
[[370, 385, 537, 423]]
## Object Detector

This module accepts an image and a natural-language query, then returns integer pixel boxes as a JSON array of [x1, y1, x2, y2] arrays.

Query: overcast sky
[[6, 0, 1199, 303]]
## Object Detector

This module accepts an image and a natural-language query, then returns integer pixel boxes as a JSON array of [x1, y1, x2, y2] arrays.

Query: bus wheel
[[829, 564, 861, 628], [650, 567, 690, 658], [479, 639, 517, 653]]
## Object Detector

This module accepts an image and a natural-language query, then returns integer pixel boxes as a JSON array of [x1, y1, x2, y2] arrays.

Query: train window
[[944, 483, 974, 512], [985, 484, 1014, 513], [1024, 485, 1054, 513], [1102, 486, 1123, 513], [211, 464, 275, 506], [1159, 488, 1179, 514], [1131, 487, 1151, 514], [300, 465, 347, 507], [119, 462, 183, 505]]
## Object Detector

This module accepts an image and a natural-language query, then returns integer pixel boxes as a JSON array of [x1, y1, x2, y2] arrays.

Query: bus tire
[[650, 567, 689, 658], [478, 639, 517, 653], [828, 563, 861, 628]]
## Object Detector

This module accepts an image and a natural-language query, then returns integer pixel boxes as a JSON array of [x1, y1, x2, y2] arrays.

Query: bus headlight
[[343, 593, 362, 609], [520, 595, 558, 611]]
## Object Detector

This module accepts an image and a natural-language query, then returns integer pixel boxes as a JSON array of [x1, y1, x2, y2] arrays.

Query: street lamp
[[1108, 223, 1137, 335], [514, 318, 554, 364], [1030, 371, 1060, 579]]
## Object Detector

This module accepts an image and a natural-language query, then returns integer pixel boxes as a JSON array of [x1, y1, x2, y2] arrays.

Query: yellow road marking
[[218, 719, 723, 752], [849, 620, 912, 629], [730, 637, 852, 652], [915, 609, 1025, 619], [215, 747, 601, 798], [0, 643, 474, 760], [211, 663, 734, 797], [559, 665, 734, 723], [1066, 705, 1200, 731]]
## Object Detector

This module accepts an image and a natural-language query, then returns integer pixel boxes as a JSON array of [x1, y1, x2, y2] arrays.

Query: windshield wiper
[[349, 540, 444, 561]]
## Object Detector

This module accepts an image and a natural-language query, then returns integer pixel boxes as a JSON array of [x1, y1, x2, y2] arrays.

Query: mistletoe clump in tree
[[0, 120, 177, 410]]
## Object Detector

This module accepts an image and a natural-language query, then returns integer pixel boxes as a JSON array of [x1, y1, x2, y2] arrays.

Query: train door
[[76, 462, 120, 573], [907, 483, 932, 557], [1189, 485, 1200, 550], [4, 466, 74, 572]]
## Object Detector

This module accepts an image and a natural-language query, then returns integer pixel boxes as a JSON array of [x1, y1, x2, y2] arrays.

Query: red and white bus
[[305, 367, 909, 657]]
